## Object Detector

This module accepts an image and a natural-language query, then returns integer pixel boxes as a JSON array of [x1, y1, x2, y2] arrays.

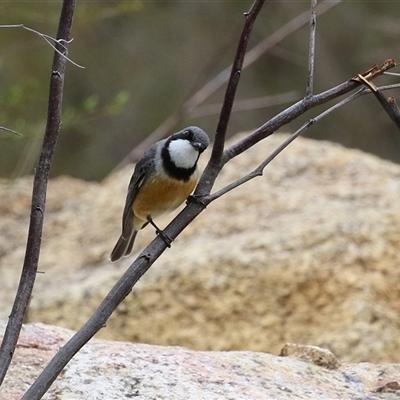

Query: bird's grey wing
[[121, 145, 157, 238]]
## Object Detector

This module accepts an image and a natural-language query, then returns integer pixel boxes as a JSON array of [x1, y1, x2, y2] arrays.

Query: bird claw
[[147, 216, 172, 248], [155, 229, 172, 248], [187, 194, 207, 209]]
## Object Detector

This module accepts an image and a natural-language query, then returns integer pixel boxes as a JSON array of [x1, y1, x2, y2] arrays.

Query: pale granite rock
[[280, 342, 341, 369], [1, 134, 400, 364], [1, 322, 400, 400]]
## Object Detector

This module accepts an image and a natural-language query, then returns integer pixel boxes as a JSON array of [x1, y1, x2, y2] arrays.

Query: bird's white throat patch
[[168, 139, 199, 169]]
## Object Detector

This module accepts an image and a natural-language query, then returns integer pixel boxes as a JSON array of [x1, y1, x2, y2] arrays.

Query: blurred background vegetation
[[0, 1, 399, 181]]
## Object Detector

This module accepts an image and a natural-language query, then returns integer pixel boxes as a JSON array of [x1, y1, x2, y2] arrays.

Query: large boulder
[[1, 322, 400, 399], [1, 133, 400, 363]]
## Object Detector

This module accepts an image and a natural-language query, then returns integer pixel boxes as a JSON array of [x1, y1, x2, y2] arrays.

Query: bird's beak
[[191, 141, 207, 153]]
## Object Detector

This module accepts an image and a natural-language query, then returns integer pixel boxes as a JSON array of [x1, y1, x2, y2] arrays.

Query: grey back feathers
[[109, 126, 210, 262]]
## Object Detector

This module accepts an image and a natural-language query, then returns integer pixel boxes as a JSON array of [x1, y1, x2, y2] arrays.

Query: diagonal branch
[[223, 59, 397, 165], [20, 2, 266, 398], [209, 0, 266, 169], [0, 0, 76, 386], [207, 81, 400, 203], [387, 97, 400, 127], [207, 125, 309, 203], [195, 0, 266, 196]]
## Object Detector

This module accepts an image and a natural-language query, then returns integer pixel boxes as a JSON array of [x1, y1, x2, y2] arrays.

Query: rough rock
[[2, 322, 400, 400], [1, 134, 400, 363], [280, 343, 341, 369]]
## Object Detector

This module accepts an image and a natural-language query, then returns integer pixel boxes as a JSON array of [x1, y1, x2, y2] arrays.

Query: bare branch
[[196, 0, 266, 196], [356, 73, 400, 130], [111, 0, 342, 171], [0, 0, 76, 386], [384, 71, 400, 77], [0, 24, 84, 68], [205, 81, 400, 204], [351, 59, 396, 82], [20, 56, 400, 398], [206, 123, 310, 203], [214, 1, 265, 161], [388, 97, 400, 123], [293, 83, 400, 131], [242, 0, 341, 68], [189, 91, 299, 118], [223, 59, 397, 164], [372, 90, 400, 129], [306, 0, 317, 97], [0, 126, 23, 137]]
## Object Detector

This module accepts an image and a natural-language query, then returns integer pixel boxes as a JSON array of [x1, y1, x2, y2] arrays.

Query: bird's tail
[[109, 230, 138, 262]]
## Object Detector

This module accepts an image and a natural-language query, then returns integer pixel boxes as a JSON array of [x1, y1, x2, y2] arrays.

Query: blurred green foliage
[[0, 1, 399, 181]]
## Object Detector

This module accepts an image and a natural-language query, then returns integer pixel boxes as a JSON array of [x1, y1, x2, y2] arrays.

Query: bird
[[109, 126, 210, 262]]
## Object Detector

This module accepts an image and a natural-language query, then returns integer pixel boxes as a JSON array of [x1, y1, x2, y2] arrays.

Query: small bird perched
[[110, 126, 210, 262]]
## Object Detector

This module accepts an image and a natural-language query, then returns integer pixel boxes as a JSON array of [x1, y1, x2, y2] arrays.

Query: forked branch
[[223, 59, 397, 164], [112, 0, 342, 170], [208, 80, 400, 203]]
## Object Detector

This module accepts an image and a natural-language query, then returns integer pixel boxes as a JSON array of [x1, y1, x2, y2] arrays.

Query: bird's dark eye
[[183, 130, 190, 137]]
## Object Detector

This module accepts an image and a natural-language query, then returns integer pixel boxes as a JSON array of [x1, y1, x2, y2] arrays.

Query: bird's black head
[[169, 126, 210, 154], [162, 126, 210, 181]]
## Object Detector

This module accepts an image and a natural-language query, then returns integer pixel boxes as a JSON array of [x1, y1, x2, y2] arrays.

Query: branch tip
[[352, 59, 396, 83]]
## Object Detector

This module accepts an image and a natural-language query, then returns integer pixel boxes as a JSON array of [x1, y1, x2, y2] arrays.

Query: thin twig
[[306, 0, 317, 97], [206, 89, 366, 202], [209, 81, 400, 204], [0, 24, 84, 68], [0, 0, 76, 386], [223, 59, 397, 164], [242, 0, 341, 68], [209, 0, 266, 169], [207, 122, 311, 202], [23, 56, 397, 394], [0, 126, 23, 137], [384, 72, 400, 77], [297, 83, 400, 124], [196, 0, 267, 197], [366, 83, 400, 91], [111, 0, 342, 171], [206, 81, 400, 203], [189, 91, 299, 118]]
